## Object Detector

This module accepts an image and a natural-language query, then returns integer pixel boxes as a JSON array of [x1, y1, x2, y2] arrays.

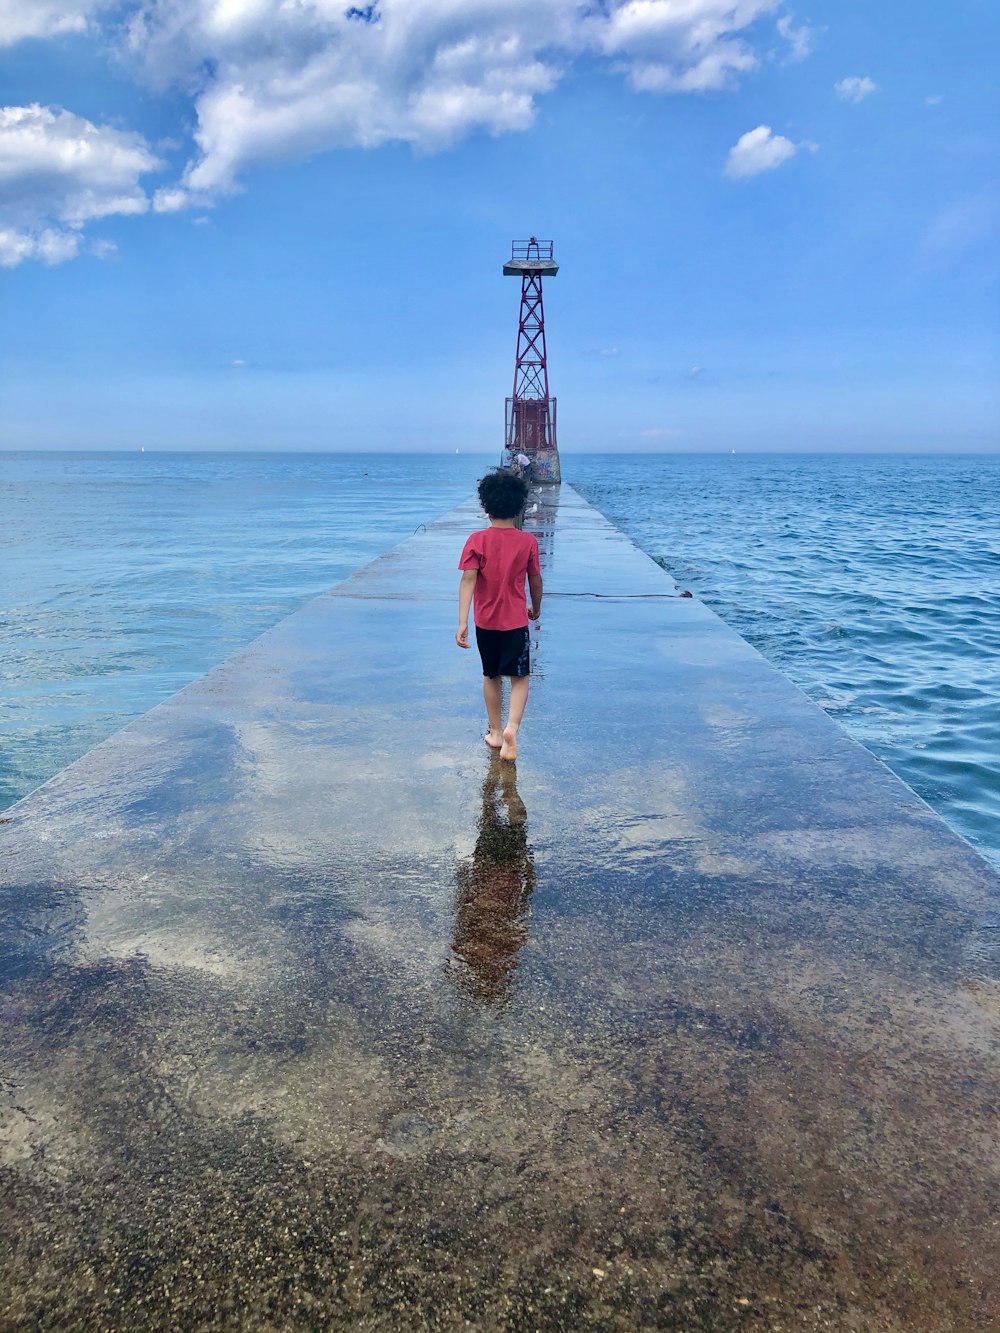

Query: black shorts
[[476, 625, 530, 678]]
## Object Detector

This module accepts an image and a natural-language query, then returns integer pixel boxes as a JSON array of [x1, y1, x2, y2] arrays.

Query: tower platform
[[503, 237, 559, 277], [502, 258, 559, 277], [1, 488, 998, 1330]]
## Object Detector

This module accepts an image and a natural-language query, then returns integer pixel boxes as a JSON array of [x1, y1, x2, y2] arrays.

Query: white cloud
[[925, 94, 943, 107], [725, 123, 813, 178], [835, 75, 877, 103], [112, 0, 782, 200], [776, 13, 816, 61], [0, 228, 32, 266], [0, 103, 163, 265], [152, 185, 192, 212], [597, 0, 776, 93], [3, 2, 801, 238], [0, 0, 112, 45], [0, 226, 75, 266]]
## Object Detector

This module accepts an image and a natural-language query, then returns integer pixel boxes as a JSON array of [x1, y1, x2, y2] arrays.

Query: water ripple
[[573, 452, 1000, 871], [0, 451, 493, 810]]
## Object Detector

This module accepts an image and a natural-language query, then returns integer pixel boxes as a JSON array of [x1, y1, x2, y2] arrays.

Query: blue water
[[572, 452, 1000, 868], [2, 451, 998, 869], [0, 452, 493, 809]]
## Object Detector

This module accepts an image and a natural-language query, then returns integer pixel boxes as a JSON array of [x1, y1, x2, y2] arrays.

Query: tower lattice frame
[[503, 237, 560, 484]]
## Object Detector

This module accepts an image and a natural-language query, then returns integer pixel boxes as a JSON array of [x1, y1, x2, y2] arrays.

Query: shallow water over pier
[[2, 488, 998, 1330]]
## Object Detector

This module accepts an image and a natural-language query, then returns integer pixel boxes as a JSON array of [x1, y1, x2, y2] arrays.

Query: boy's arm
[[527, 572, 543, 620], [526, 535, 542, 620], [456, 569, 477, 648]]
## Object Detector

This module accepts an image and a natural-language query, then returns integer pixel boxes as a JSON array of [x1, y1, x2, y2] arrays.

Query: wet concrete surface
[[1, 486, 999, 1331]]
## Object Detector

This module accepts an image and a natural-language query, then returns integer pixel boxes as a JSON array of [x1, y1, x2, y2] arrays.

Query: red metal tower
[[503, 237, 561, 484]]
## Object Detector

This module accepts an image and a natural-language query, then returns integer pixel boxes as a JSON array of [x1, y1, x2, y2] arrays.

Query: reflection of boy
[[456, 471, 543, 762], [451, 760, 535, 1005]]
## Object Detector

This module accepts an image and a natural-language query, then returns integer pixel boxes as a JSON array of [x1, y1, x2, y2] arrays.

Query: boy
[[456, 470, 543, 762]]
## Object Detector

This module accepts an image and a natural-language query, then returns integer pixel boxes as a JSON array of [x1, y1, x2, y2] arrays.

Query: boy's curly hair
[[477, 469, 528, 521]]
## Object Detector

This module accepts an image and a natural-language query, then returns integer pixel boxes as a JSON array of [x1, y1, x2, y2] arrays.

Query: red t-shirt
[[459, 526, 541, 630]]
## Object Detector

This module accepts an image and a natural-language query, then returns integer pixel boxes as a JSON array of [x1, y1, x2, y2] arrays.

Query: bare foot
[[485, 730, 503, 750], [499, 725, 518, 762]]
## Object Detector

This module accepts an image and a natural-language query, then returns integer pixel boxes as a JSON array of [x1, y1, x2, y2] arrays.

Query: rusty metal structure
[[503, 237, 560, 484]]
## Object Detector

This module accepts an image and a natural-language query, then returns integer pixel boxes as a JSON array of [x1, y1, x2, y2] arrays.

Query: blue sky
[[1, 0, 997, 452]]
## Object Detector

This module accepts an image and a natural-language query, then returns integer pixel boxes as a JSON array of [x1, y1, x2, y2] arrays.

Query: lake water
[[573, 452, 1000, 869], [2, 450, 997, 868]]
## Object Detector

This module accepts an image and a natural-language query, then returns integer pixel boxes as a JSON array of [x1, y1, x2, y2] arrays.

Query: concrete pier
[[1, 486, 998, 1331]]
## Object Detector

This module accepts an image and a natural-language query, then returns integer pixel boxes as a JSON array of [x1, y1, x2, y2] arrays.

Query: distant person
[[456, 470, 542, 761], [515, 451, 532, 483]]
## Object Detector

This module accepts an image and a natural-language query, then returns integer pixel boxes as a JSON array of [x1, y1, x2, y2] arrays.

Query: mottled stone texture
[[1, 487, 998, 1332]]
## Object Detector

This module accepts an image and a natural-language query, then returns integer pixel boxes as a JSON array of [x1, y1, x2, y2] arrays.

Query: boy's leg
[[500, 676, 529, 762], [483, 676, 504, 749]]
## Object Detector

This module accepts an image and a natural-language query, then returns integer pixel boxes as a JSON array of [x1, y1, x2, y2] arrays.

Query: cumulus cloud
[[596, 0, 776, 93], [0, 103, 163, 266], [0, 226, 77, 266], [0, 0, 113, 45], [724, 123, 814, 178], [109, 0, 783, 202], [835, 75, 877, 103], [152, 185, 191, 212], [3, 1, 797, 241]]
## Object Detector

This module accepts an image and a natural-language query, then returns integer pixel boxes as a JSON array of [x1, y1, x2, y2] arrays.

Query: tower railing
[[509, 239, 554, 264]]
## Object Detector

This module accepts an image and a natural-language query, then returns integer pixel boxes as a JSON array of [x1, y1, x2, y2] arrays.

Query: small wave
[[574, 452, 1000, 870]]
